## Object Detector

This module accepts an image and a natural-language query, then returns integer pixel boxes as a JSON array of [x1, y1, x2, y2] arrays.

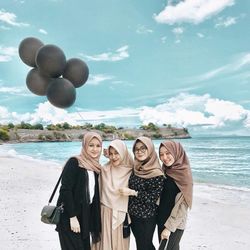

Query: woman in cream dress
[[93, 139, 133, 250]]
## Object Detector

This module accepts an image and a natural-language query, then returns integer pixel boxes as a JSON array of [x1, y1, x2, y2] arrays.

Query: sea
[[1, 136, 250, 189]]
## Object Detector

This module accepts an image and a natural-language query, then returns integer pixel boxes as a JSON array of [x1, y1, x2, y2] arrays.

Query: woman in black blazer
[[56, 132, 102, 250]]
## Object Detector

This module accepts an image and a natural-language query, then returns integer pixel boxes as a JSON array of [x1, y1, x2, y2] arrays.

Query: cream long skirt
[[92, 205, 130, 250]]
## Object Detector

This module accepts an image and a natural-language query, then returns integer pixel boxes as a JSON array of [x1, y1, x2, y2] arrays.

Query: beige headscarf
[[100, 139, 133, 229], [75, 131, 102, 174], [133, 136, 164, 179], [160, 141, 193, 209]]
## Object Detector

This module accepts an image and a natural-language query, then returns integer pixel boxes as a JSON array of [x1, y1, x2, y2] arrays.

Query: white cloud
[[0, 45, 18, 62], [81, 45, 129, 62], [39, 28, 48, 35], [75, 108, 140, 122], [14, 0, 25, 3], [139, 93, 250, 129], [131, 86, 201, 103], [1, 94, 249, 134], [215, 16, 237, 28], [0, 102, 71, 125], [172, 27, 184, 34], [0, 102, 141, 126], [136, 25, 153, 34], [188, 52, 250, 82], [205, 98, 247, 124], [161, 36, 167, 43], [234, 53, 250, 70], [195, 66, 227, 81], [154, 0, 235, 25], [30, 102, 73, 125], [0, 9, 29, 27], [197, 32, 204, 38], [87, 74, 114, 85], [0, 106, 9, 119], [244, 114, 250, 128], [0, 86, 23, 94], [172, 27, 184, 44]]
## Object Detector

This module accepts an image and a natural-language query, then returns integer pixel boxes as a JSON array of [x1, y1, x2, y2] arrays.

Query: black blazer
[[56, 157, 101, 241]]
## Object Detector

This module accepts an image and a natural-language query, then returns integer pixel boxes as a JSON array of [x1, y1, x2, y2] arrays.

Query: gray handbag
[[41, 171, 64, 224]]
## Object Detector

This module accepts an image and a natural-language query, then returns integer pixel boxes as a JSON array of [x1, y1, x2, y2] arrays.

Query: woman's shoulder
[[64, 157, 82, 170], [66, 157, 79, 165]]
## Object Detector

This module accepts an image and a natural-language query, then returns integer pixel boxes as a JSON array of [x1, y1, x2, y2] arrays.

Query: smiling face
[[86, 137, 102, 159], [134, 141, 149, 162], [159, 146, 175, 167], [108, 146, 122, 167]]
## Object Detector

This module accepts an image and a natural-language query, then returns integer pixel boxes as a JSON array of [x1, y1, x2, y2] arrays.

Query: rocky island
[[0, 122, 191, 143]]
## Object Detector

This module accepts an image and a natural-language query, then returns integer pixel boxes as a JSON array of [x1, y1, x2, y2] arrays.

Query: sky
[[0, 0, 250, 136]]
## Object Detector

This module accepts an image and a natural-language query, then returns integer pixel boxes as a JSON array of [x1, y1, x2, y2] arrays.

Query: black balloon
[[46, 78, 76, 108], [18, 37, 44, 67], [63, 58, 89, 88], [26, 68, 51, 96], [36, 44, 66, 78]]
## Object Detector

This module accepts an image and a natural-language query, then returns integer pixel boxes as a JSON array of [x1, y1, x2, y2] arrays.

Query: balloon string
[[76, 111, 85, 121]]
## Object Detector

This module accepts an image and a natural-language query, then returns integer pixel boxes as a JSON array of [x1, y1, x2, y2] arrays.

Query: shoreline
[[1, 146, 250, 191], [1, 156, 250, 249]]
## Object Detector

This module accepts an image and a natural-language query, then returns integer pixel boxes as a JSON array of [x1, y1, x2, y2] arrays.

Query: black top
[[128, 173, 164, 219], [56, 157, 101, 242], [157, 175, 180, 227]]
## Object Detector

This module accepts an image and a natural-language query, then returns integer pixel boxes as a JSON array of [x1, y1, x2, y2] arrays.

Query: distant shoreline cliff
[[0, 122, 191, 143]]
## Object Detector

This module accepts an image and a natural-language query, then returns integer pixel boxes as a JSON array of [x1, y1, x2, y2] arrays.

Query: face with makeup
[[134, 141, 149, 162], [86, 137, 102, 159], [108, 146, 122, 167], [159, 146, 175, 167]]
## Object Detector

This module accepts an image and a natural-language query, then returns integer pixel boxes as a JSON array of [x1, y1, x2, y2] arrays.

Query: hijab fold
[[160, 141, 193, 208], [133, 136, 164, 179], [75, 131, 102, 174]]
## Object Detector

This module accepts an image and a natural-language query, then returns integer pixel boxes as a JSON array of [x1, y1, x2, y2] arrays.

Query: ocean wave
[[0, 148, 61, 166]]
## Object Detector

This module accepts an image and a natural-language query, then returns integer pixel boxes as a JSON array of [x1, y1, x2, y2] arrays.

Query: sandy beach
[[0, 156, 250, 250]]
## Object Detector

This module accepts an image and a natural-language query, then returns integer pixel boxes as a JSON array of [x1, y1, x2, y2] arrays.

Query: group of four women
[[56, 131, 193, 250]]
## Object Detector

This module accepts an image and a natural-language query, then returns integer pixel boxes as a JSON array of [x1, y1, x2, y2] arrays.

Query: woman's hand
[[70, 216, 81, 233], [161, 228, 171, 240], [119, 187, 138, 196]]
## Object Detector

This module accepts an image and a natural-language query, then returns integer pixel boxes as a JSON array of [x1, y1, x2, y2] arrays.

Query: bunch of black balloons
[[18, 37, 89, 108]]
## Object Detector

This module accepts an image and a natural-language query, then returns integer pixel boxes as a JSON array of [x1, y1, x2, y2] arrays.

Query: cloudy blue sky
[[0, 0, 250, 136]]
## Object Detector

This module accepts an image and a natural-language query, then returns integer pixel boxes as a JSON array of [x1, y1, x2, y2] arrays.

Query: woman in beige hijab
[[93, 139, 133, 250], [121, 136, 164, 250], [157, 140, 193, 250], [56, 131, 102, 250]]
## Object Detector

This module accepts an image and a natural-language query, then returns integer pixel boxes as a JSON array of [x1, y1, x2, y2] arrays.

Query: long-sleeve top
[[128, 173, 164, 219], [56, 157, 101, 242], [157, 175, 188, 232]]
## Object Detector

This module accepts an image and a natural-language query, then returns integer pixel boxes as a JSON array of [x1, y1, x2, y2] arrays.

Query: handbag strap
[[48, 170, 63, 204]]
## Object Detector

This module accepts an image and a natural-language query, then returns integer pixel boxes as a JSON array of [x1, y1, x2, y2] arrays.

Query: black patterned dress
[[128, 173, 164, 250]]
